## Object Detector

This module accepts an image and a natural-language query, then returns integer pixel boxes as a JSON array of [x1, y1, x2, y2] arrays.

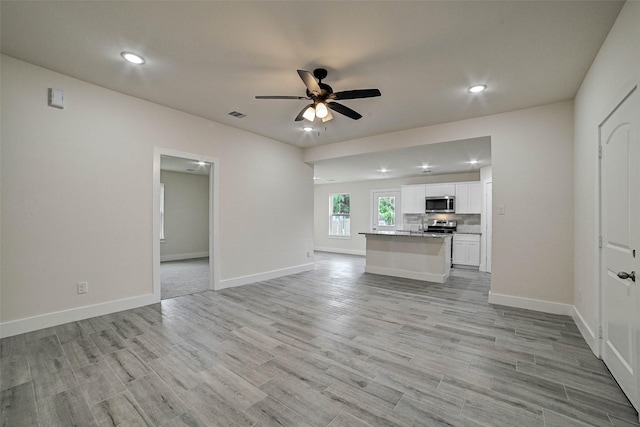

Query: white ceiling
[[1, 1, 623, 182], [313, 137, 491, 184]]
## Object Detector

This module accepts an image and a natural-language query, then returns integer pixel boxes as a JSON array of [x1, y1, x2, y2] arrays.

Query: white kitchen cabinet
[[454, 182, 482, 214], [426, 184, 455, 197], [468, 182, 482, 213], [452, 233, 480, 266], [401, 185, 426, 214]]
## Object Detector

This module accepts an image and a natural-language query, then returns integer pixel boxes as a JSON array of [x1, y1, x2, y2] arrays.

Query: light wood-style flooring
[[161, 257, 210, 300], [2, 252, 638, 426]]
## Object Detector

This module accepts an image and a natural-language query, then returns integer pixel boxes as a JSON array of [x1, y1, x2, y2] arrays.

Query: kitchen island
[[359, 232, 452, 283]]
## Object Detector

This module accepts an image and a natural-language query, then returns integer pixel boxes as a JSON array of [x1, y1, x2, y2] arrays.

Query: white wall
[[307, 101, 574, 312], [160, 170, 209, 261], [0, 55, 314, 333], [314, 172, 479, 255], [573, 1, 640, 351]]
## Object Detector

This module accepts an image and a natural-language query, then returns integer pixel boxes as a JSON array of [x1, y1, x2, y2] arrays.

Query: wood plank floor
[[161, 257, 210, 300], [2, 252, 638, 426]]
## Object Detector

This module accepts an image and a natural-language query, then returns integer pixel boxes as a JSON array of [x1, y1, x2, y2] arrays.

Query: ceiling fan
[[255, 68, 381, 123]]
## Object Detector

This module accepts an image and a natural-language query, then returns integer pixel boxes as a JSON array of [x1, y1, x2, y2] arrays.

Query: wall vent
[[228, 111, 247, 118]]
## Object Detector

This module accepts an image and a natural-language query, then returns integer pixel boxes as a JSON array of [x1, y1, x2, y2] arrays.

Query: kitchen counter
[[359, 232, 452, 283], [359, 231, 452, 238]]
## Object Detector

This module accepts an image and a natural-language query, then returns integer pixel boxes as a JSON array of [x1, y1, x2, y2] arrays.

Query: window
[[329, 193, 350, 237], [160, 183, 165, 240], [378, 196, 395, 226]]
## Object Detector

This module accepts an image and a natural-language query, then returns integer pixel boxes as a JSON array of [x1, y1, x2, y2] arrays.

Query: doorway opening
[[153, 148, 219, 301]]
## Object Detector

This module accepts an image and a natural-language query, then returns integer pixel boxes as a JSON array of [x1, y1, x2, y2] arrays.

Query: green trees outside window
[[378, 196, 395, 226], [330, 193, 350, 236]]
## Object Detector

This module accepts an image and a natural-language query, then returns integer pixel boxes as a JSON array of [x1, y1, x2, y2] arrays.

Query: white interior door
[[372, 190, 401, 232], [600, 83, 639, 413]]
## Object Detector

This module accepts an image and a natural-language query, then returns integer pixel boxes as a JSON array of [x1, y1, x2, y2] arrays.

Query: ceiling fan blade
[[297, 70, 321, 96], [327, 102, 362, 120], [295, 104, 313, 121], [332, 89, 381, 100], [255, 96, 309, 100]]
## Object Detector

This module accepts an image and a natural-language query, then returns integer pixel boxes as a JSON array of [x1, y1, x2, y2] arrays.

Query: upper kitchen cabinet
[[401, 185, 426, 214], [426, 184, 455, 197], [455, 182, 482, 214]]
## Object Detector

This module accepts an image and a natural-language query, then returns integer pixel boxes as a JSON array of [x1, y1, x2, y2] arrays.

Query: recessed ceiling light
[[469, 160, 479, 164], [197, 161, 207, 166], [121, 51, 145, 65], [303, 126, 313, 132], [468, 84, 487, 93], [379, 168, 389, 173]]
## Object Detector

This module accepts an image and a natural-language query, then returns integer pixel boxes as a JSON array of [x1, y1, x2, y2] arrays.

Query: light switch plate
[[497, 205, 505, 215], [48, 88, 64, 109], [77, 281, 88, 294]]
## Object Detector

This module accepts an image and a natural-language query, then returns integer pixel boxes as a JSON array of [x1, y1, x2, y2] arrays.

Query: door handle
[[617, 271, 636, 282]]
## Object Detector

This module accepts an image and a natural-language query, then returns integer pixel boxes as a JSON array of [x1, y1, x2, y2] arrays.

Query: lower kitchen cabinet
[[452, 234, 480, 266]]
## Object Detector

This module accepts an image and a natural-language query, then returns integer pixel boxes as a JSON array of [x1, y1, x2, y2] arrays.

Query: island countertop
[[359, 231, 452, 238]]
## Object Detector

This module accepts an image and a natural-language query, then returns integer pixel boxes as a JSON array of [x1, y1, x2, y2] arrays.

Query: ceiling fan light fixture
[[315, 102, 329, 119], [321, 109, 333, 123], [302, 106, 316, 121]]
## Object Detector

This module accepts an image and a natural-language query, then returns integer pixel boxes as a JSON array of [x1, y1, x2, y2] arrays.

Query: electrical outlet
[[306, 251, 311, 258], [77, 281, 88, 294]]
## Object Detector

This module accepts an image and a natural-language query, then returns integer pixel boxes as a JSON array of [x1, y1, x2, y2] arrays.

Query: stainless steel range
[[425, 220, 457, 234], [425, 220, 456, 267]]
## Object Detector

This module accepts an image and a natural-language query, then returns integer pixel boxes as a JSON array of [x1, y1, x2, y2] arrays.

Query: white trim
[[218, 263, 314, 290], [488, 291, 573, 316], [572, 306, 600, 357], [160, 252, 209, 262], [154, 148, 220, 296], [314, 247, 366, 256], [364, 266, 447, 284], [480, 177, 492, 273], [0, 294, 156, 338]]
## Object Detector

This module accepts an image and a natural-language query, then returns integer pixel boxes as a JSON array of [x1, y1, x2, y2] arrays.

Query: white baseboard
[[0, 294, 158, 339], [488, 291, 573, 316], [572, 306, 600, 357], [314, 247, 366, 256], [364, 266, 447, 284], [160, 252, 208, 262], [217, 263, 314, 290]]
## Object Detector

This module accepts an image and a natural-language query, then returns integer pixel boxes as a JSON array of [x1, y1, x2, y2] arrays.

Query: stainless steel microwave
[[425, 196, 455, 213]]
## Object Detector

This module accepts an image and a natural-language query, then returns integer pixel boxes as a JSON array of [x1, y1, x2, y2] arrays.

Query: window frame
[[329, 193, 351, 238]]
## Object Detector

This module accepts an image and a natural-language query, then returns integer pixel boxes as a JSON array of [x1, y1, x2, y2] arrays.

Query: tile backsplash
[[404, 213, 481, 232]]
